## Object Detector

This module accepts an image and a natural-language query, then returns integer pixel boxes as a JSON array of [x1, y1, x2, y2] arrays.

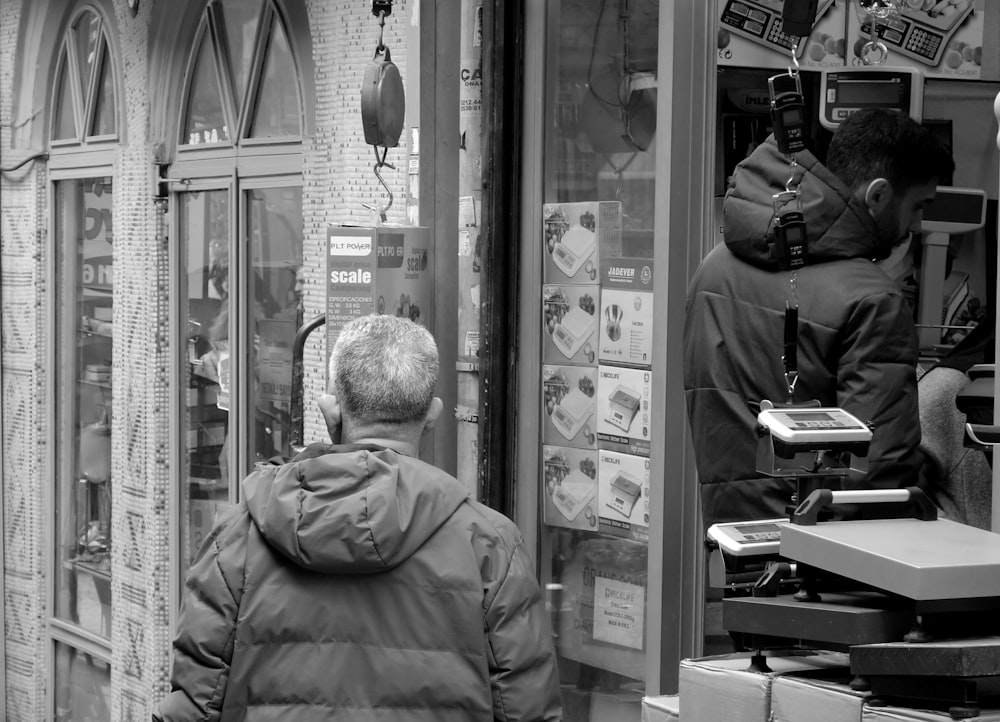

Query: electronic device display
[[552, 307, 596, 359], [606, 385, 641, 432], [920, 186, 988, 234], [757, 407, 872, 445], [719, 0, 835, 57], [819, 67, 924, 130], [860, 2, 974, 67], [552, 470, 597, 522], [606, 471, 642, 517], [552, 226, 596, 278], [707, 518, 788, 556], [551, 389, 593, 441]]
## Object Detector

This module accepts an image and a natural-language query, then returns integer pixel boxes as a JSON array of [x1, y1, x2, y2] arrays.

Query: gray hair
[[328, 314, 439, 424]]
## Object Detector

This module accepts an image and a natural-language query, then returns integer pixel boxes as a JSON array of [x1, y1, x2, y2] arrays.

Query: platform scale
[[552, 306, 596, 359], [716, 405, 1000, 718], [551, 388, 594, 442]]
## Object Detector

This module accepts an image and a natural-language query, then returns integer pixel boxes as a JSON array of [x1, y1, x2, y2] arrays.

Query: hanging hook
[[787, 42, 800, 78], [363, 147, 395, 221]]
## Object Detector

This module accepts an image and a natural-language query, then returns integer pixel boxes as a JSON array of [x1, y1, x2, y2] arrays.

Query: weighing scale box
[[679, 650, 850, 722], [542, 365, 597, 448], [718, 0, 845, 71], [598, 449, 650, 538], [542, 445, 599, 532], [597, 365, 651, 456], [542, 201, 622, 284], [326, 225, 433, 366], [542, 284, 599, 365], [599, 258, 654, 368]]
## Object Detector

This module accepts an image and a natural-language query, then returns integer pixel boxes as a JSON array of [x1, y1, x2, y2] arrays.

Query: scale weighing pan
[[552, 469, 597, 522], [552, 388, 593, 441], [781, 518, 1000, 602], [552, 225, 596, 278], [553, 306, 596, 359]]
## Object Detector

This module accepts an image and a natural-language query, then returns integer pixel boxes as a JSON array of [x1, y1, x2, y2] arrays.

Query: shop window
[[174, 0, 305, 580], [53, 641, 111, 722], [49, 7, 118, 143]]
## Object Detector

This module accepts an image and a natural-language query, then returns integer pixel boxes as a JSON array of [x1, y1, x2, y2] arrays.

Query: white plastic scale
[[552, 225, 596, 278], [860, 2, 974, 68], [550, 388, 594, 441], [552, 307, 596, 359], [708, 518, 788, 557], [551, 469, 597, 522], [606, 385, 641, 433], [757, 406, 873, 445], [719, 0, 836, 58]]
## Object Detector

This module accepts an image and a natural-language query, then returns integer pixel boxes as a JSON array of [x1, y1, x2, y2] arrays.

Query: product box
[[542, 365, 598, 448], [771, 669, 867, 722], [326, 225, 433, 364], [862, 706, 1000, 721], [543, 284, 600, 366], [542, 445, 599, 531], [543, 201, 622, 284], [596, 364, 652, 456], [846, 0, 994, 80], [599, 258, 654, 369], [717, 0, 849, 71], [642, 695, 680, 722], [598, 449, 651, 541], [679, 650, 851, 722]]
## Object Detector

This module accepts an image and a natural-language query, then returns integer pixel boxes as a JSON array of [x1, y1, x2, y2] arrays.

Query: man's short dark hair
[[825, 108, 954, 194]]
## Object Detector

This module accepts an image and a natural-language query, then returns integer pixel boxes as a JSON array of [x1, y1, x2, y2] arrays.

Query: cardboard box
[[542, 445, 599, 531], [326, 225, 433, 362], [771, 669, 867, 722], [543, 285, 600, 366], [542, 365, 598, 448], [862, 706, 1000, 721], [542, 201, 622, 284], [598, 258, 654, 369], [596, 365, 652, 455], [598, 449, 650, 541], [679, 651, 850, 722], [643, 695, 680, 722]]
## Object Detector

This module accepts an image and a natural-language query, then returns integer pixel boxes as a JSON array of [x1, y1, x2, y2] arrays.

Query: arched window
[[170, 0, 306, 582], [50, 7, 118, 143]]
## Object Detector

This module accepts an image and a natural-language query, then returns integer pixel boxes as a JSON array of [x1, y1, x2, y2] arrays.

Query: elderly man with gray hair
[[154, 314, 563, 722]]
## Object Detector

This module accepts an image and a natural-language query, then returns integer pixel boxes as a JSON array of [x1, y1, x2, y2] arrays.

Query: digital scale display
[[819, 67, 923, 130], [707, 518, 787, 556]]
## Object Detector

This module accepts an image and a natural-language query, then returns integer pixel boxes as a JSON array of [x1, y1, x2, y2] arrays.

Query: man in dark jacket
[[154, 314, 563, 721], [684, 108, 954, 528]]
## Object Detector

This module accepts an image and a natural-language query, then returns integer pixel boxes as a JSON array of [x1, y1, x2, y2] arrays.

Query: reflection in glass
[[250, 17, 301, 138], [183, 28, 229, 146], [248, 187, 304, 464], [54, 178, 114, 639], [53, 53, 77, 140], [74, 11, 100, 99], [219, 0, 264, 111], [91, 47, 115, 137], [54, 641, 110, 722], [180, 190, 232, 575]]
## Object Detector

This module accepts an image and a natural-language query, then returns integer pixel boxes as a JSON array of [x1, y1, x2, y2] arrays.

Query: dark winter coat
[[153, 442, 563, 721], [684, 137, 924, 527]]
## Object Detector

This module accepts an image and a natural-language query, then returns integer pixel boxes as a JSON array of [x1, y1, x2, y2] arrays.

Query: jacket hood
[[241, 442, 470, 574], [724, 136, 892, 269]]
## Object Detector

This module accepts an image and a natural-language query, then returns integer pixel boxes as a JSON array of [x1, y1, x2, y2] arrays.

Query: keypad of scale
[[765, 20, 799, 51], [904, 27, 941, 61]]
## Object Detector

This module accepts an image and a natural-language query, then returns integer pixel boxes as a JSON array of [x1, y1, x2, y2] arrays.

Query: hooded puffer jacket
[[153, 442, 562, 721], [684, 137, 924, 527]]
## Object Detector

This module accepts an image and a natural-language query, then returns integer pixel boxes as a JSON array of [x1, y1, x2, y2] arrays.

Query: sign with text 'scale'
[[326, 225, 433, 380]]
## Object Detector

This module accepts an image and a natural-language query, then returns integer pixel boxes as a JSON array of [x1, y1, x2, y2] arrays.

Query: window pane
[[539, 1, 659, 720], [54, 641, 110, 722], [249, 17, 301, 138], [180, 190, 233, 576], [90, 44, 115, 137], [219, 0, 264, 112], [248, 187, 303, 464], [183, 28, 230, 146], [73, 11, 101, 100], [54, 178, 114, 639], [53, 51, 77, 140]]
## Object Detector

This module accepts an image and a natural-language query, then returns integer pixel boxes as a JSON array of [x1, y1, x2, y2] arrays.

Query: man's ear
[[317, 394, 342, 444], [422, 397, 444, 434], [863, 177, 893, 214]]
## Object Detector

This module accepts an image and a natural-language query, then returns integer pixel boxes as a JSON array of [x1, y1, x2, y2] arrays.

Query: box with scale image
[[326, 225, 433, 367], [543, 365, 598, 449], [542, 201, 622, 284], [543, 284, 600, 366], [598, 449, 650, 540], [597, 365, 652, 456], [542, 445, 600, 532], [599, 258, 654, 368]]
